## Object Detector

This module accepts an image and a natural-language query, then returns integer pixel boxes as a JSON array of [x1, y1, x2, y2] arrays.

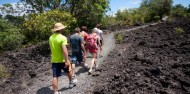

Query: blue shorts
[[71, 51, 83, 64], [51, 63, 71, 77]]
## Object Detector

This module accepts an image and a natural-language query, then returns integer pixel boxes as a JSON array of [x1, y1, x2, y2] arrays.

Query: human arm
[[97, 36, 102, 50], [62, 45, 70, 67], [80, 37, 86, 58], [81, 43, 86, 58], [62, 38, 70, 67], [100, 31, 104, 45]]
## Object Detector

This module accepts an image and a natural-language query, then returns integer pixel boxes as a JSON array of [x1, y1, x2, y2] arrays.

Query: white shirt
[[94, 28, 103, 40]]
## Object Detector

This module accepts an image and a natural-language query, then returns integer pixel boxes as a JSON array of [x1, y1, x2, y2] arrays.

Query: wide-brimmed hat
[[52, 23, 67, 32]]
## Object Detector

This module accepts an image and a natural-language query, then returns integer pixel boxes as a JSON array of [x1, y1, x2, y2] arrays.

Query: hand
[[64, 59, 70, 68], [83, 53, 87, 58]]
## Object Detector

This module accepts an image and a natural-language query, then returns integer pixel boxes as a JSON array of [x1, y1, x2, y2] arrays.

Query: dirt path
[[20, 32, 115, 94]]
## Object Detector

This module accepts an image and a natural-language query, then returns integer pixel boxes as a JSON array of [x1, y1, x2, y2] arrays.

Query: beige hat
[[52, 23, 67, 32]]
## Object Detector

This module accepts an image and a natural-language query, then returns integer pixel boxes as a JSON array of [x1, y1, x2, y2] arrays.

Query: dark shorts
[[51, 63, 71, 77], [97, 40, 103, 46], [71, 51, 83, 64]]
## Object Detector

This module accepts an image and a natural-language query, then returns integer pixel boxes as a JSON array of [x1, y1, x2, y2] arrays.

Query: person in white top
[[94, 24, 104, 58]]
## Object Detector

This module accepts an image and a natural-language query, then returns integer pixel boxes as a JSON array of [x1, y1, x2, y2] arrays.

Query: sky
[[0, 0, 189, 15], [107, 0, 190, 15]]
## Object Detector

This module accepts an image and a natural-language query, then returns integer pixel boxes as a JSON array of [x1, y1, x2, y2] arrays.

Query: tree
[[21, 0, 110, 28], [115, 8, 145, 25], [140, 0, 173, 21], [188, 4, 190, 13], [5, 15, 25, 27], [20, 0, 68, 13], [22, 10, 76, 41], [67, 0, 110, 28], [0, 3, 14, 15], [172, 4, 187, 17], [0, 19, 25, 51]]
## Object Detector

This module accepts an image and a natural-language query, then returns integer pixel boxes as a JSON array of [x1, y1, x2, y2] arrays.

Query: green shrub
[[174, 27, 184, 33], [23, 10, 76, 42], [101, 15, 117, 29], [0, 64, 9, 78], [0, 19, 25, 51], [114, 33, 123, 43], [2, 32, 25, 50]]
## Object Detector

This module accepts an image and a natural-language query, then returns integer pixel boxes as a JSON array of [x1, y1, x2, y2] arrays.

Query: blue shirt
[[69, 34, 83, 53]]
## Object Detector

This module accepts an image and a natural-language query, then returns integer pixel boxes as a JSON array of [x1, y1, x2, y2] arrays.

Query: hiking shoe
[[69, 82, 76, 88], [83, 63, 88, 69], [88, 69, 92, 75], [95, 64, 98, 70], [55, 91, 62, 94], [72, 76, 78, 83], [93, 64, 98, 70], [99, 55, 103, 58]]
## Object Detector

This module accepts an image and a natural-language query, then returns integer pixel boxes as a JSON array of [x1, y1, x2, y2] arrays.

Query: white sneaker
[[93, 64, 98, 70], [55, 91, 62, 94], [73, 78, 78, 83], [69, 82, 76, 88], [88, 69, 92, 74], [72, 76, 78, 83], [83, 63, 88, 69]]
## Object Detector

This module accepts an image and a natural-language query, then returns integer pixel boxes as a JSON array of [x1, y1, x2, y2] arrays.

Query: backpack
[[83, 32, 88, 41], [80, 32, 88, 42], [86, 33, 98, 50]]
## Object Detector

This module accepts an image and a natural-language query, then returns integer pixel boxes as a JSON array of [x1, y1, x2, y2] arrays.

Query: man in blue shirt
[[69, 27, 87, 82]]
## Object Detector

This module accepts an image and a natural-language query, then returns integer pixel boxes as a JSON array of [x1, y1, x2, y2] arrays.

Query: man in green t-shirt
[[49, 23, 76, 94]]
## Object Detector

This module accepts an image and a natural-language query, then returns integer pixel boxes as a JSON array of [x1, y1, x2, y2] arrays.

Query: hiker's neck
[[55, 30, 62, 34]]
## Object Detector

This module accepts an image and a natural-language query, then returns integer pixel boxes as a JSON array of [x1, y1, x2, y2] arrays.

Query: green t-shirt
[[49, 33, 67, 63]]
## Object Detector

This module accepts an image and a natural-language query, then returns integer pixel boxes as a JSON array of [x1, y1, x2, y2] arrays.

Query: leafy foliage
[[114, 32, 124, 44], [140, 0, 173, 21], [114, 8, 145, 26], [21, 0, 110, 29], [0, 64, 9, 78], [65, 0, 110, 29], [0, 3, 14, 15], [101, 15, 117, 29], [174, 27, 184, 34], [21, 0, 67, 13], [0, 19, 24, 51], [22, 10, 76, 41], [171, 4, 188, 17], [5, 15, 25, 27]]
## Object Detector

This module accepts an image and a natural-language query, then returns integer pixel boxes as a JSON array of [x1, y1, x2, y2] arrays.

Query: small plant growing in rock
[[174, 27, 184, 33], [0, 64, 9, 78], [114, 33, 123, 43]]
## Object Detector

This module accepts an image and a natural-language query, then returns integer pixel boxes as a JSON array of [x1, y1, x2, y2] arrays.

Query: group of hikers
[[49, 22, 104, 94]]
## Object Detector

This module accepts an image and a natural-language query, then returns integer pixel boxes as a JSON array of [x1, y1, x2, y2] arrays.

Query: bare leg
[[52, 77, 58, 94], [67, 70, 72, 83], [89, 53, 97, 72], [82, 56, 86, 66], [68, 69, 76, 88], [99, 49, 102, 57], [71, 64, 75, 76]]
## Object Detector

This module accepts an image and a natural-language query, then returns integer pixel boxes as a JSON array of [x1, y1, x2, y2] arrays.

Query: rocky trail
[[0, 23, 149, 94], [0, 30, 116, 94], [1, 17, 189, 94], [92, 17, 190, 94]]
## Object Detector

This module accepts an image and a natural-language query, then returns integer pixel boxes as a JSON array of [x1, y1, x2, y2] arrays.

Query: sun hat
[[52, 23, 67, 32]]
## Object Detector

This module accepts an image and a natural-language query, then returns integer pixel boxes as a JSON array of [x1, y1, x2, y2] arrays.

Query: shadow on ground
[[36, 86, 53, 94]]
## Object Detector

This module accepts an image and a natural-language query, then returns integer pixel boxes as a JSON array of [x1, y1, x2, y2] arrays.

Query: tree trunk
[[159, 14, 163, 21]]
